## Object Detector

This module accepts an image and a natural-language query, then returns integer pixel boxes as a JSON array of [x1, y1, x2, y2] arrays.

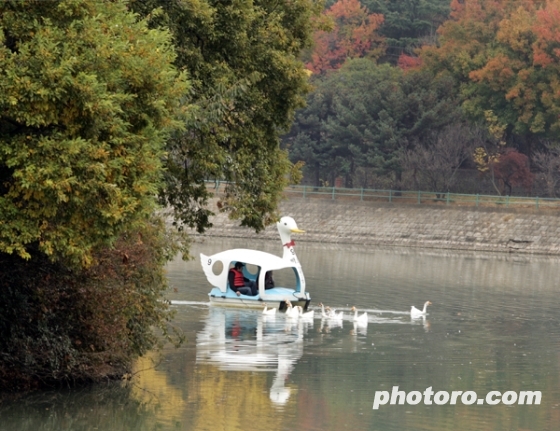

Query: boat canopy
[[201, 248, 300, 294]]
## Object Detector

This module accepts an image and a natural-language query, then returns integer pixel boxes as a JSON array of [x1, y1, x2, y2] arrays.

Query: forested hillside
[[284, 0, 560, 198]]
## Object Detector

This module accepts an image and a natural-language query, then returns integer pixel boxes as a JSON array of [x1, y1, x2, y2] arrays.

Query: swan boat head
[[277, 216, 305, 261]]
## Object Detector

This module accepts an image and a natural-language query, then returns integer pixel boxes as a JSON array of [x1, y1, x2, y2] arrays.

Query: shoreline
[[182, 197, 560, 256]]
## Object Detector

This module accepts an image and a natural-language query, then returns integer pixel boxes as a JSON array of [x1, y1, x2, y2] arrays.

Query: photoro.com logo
[[373, 386, 542, 410]]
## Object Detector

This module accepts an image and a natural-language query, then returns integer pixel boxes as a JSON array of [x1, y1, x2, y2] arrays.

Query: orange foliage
[[533, 1, 560, 67], [307, 0, 384, 74], [397, 54, 422, 71], [422, 0, 560, 135]]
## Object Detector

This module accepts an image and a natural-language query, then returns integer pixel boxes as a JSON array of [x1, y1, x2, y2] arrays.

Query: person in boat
[[228, 262, 258, 296], [264, 270, 275, 290]]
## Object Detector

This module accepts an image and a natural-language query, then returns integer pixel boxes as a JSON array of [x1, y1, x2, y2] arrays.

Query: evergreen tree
[[286, 59, 462, 187], [361, 0, 451, 64]]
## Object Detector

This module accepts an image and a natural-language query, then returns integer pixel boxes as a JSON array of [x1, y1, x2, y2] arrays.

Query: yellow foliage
[[484, 110, 506, 145], [473, 146, 499, 173]]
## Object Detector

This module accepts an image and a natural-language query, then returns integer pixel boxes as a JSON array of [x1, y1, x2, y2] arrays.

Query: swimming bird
[[285, 300, 300, 319], [300, 308, 314, 321], [319, 302, 331, 319], [351, 306, 368, 326], [327, 306, 343, 321], [411, 301, 432, 318], [262, 303, 277, 315]]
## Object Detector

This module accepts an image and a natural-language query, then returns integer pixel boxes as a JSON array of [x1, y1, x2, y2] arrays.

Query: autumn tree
[[0, 0, 186, 266], [0, 0, 187, 390], [131, 0, 323, 232], [420, 0, 560, 144], [493, 148, 534, 195], [307, 0, 384, 74]]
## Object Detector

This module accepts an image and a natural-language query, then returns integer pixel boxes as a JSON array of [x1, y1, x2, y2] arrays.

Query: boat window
[[244, 263, 259, 279], [270, 267, 298, 290], [211, 260, 223, 276]]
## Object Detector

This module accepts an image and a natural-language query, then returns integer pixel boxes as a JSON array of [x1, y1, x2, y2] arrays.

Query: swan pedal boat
[[200, 217, 311, 311]]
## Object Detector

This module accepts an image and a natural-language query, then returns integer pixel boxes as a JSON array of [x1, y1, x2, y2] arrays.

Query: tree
[[533, 143, 560, 197], [0, 0, 187, 267], [421, 0, 560, 145], [282, 84, 339, 186], [307, 0, 384, 74], [0, 0, 187, 390], [285, 59, 463, 187], [493, 148, 534, 195], [130, 0, 323, 232], [363, 0, 451, 65], [401, 123, 478, 195]]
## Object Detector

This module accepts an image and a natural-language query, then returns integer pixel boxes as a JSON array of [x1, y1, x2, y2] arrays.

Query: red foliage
[[307, 0, 384, 74], [533, 2, 560, 67], [397, 54, 422, 71], [493, 148, 534, 194]]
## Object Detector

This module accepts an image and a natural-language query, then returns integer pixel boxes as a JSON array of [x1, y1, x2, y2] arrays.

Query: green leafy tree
[[0, 0, 187, 267], [282, 77, 341, 186], [130, 0, 323, 232], [290, 59, 462, 187], [0, 0, 188, 390]]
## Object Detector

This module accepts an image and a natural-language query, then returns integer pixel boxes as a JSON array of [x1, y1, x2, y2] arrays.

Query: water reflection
[[411, 315, 431, 332], [196, 307, 308, 405], [2, 239, 560, 431], [0, 383, 153, 431]]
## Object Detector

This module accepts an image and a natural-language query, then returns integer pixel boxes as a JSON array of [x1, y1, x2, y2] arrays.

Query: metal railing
[[206, 181, 560, 210], [283, 185, 560, 210]]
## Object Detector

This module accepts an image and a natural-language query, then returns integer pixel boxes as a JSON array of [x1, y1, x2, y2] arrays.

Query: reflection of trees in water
[[0, 383, 151, 431], [187, 364, 291, 431], [130, 352, 186, 427]]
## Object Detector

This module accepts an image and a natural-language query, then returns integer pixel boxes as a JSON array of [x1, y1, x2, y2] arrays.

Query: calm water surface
[[2, 238, 560, 431]]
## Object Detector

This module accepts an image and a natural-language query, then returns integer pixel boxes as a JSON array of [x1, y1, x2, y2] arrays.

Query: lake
[[1, 237, 559, 431]]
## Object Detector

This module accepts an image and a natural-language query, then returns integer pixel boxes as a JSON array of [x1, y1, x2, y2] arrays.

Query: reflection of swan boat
[[196, 307, 306, 405], [200, 217, 311, 310]]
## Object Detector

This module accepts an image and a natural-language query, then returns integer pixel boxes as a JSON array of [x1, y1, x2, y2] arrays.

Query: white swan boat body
[[200, 217, 310, 311]]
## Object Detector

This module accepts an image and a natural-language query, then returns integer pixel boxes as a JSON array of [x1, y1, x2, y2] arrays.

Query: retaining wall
[[186, 197, 560, 256]]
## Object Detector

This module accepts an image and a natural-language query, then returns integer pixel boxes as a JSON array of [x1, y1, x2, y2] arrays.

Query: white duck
[[319, 302, 331, 319], [351, 306, 368, 326], [285, 300, 300, 319], [299, 307, 314, 321], [411, 301, 432, 318], [262, 303, 277, 315], [327, 306, 343, 321]]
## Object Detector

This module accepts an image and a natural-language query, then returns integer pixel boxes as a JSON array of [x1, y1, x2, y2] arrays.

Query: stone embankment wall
[[187, 197, 560, 256]]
